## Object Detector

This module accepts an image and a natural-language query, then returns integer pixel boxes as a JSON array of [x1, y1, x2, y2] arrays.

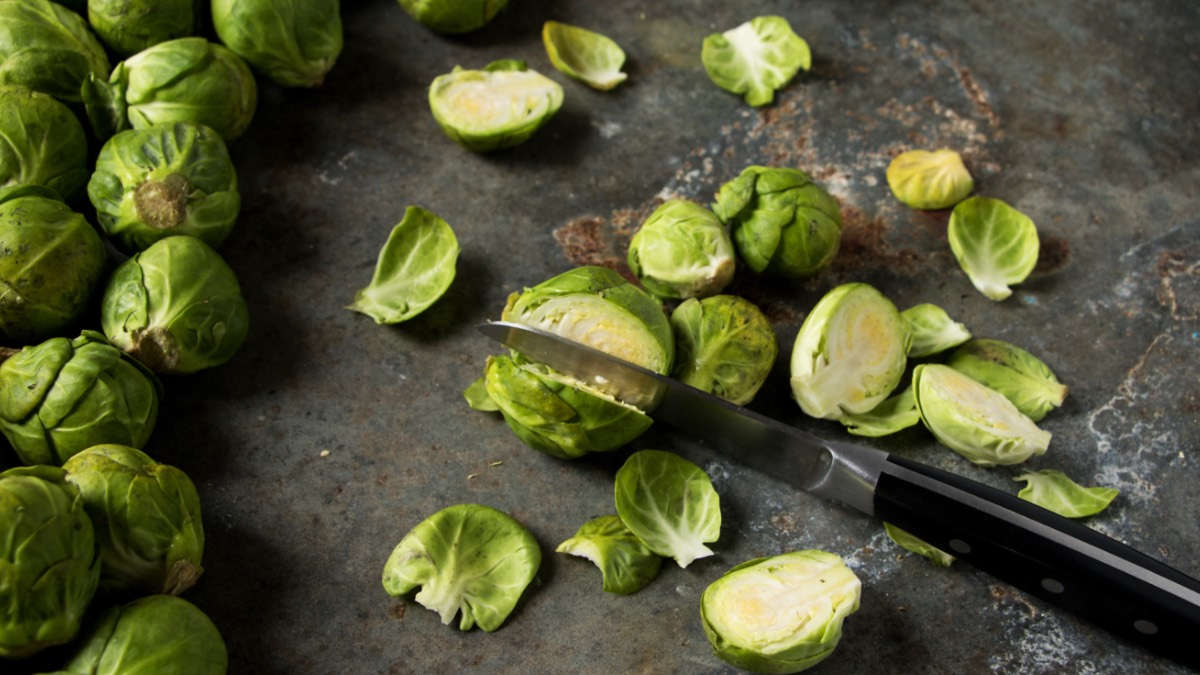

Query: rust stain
[[1033, 235, 1071, 275], [387, 602, 406, 620]]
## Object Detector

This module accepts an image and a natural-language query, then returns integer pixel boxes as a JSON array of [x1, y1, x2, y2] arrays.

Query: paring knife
[[478, 320, 1200, 669]]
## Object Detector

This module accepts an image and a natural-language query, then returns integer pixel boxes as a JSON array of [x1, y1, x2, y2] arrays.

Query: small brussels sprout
[[57, 594, 228, 674], [883, 522, 954, 567], [790, 283, 907, 420], [713, 166, 842, 279], [702, 16, 810, 107], [429, 60, 563, 152], [0, 187, 107, 344], [1013, 469, 1119, 518], [212, 0, 343, 88], [382, 503, 540, 632], [0, 85, 89, 201], [63, 444, 204, 596], [397, 0, 506, 34], [948, 196, 1040, 301], [100, 236, 250, 374], [627, 199, 736, 300], [901, 303, 971, 359], [556, 514, 662, 595], [0, 465, 100, 659], [0, 0, 110, 103], [912, 363, 1051, 466], [542, 21, 627, 91], [946, 339, 1067, 422], [886, 149, 973, 210], [670, 295, 777, 405], [615, 449, 720, 569], [87, 0, 200, 57], [82, 37, 258, 142], [838, 386, 920, 437], [87, 121, 240, 254], [700, 550, 861, 674]]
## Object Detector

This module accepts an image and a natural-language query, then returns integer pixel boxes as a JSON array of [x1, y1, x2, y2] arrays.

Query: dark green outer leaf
[[0, 0, 110, 103], [88, 0, 200, 58], [212, 0, 342, 88], [0, 85, 89, 200]]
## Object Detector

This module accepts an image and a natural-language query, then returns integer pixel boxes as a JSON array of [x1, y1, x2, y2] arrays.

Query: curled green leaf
[[1014, 469, 1118, 518], [556, 515, 662, 595], [701, 16, 810, 107], [543, 21, 627, 90], [883, 522, 954, 567], [614, 449, 720, 569], [947, 196, 1039, 301], [901, 303, 971, 359]]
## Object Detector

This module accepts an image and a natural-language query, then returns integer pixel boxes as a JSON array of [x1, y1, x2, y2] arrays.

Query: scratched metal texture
[[10, 0, 1199, 673]]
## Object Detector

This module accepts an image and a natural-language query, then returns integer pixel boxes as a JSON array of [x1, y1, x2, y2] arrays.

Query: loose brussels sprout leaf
[[1013, 469, 1119, 519], [614, 449, 720, 569], [701, 16, 811, 107], [463, 376, 499, 412], [429, 60, 563, 152], [0, 465, 100, 659], [0, 0, 110, 103], [87, 0, 200, 57], [382, 503, 541, 632], [398, 0, 507, 34], [347, 206, 459, 324], [701, 550, 861, 674], [556, 515, 662, 595], [883, 522, 954, 567], [63, 444, 205, 596], [947, 196, 1040, 301], [901, 303, 971, 359], [542, 21, 627, 91], [790, 283, 907, 420], [627, 199, 736, 300], [671, 295, 777, 406], [947, 339, 1067, 422], [212, 0, 343, 88], [713, 166, 842, 279], [886, 149, 974, 210], [0, 85, 89, 201], [913, 363, 1051, 466], [87, 121, 240, 254], [839, 386, 920, 437]]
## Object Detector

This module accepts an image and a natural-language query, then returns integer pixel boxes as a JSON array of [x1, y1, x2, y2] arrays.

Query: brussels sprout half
[[87, 0, 201, 57], [429, 60, 563, 152], [212, 0, 343, 88], [702, 16, 810, 107], [614, 449, 721, 569], [398, 0, 507, 34], [0, 0, 110, 103], [670, 294, 777, 405], [627, 199, 736, 300], [0, 85, 89, 201]]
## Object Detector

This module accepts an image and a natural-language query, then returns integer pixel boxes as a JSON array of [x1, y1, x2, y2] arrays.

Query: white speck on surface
[[592, 120, 623, 139]]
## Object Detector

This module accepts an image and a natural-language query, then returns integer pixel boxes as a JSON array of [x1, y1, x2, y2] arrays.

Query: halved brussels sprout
[[0, 0, 110, 103], [838, 386, 920, 437], [556, 514, 662, 595], [701, 550, 860, 674], [886, 149, 973, 210], [397, 0, 506, 34], [542, 21, 627, 91], [883, 522, 954, 567], [947, 196, 1039, 301], [87, 0, 201, 57], [1013, 469, 1119, 518], [946, 339, 1067, 422], [614, 449, 720, 569], [429, 60, 563, 152], [627, 199, 736, 300], [671, 294, 776, 405], [212, 0, 343, 88], [901, 303, 971, 359], [702, 16, 810, 107], [0, 85, 89, 201]]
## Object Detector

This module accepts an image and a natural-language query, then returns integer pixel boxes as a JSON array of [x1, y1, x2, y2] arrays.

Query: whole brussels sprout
[[0, 465, 100, 659], [671, 295, 777, 406], [429, 60, 563, 152], [0, 331, 162, 466], [0, 85, 89, 201], [398, 0, 507, 34], [213, 0, 343, 88], [87, 121, 240, 253], [627, 199, 736, 300], [100, 235, 250, 374], [713, 166, 842, 278], [82, 37, 258, 142], [63, 444, 204, 596], [0, 0, 110, 103], [0, 186, 107, 344], [87, 0, 201, 57]]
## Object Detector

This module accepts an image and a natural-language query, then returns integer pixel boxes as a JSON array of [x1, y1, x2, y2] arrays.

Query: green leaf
[[701, 16, 811, 107], [1013, 469, 1119, 518], [901, 303, 971, 358], [883, 522, 954, 567], [947, 196, 1039, 301], [556, 515, 662, 594], [542, 21, 627, 90], [614, 449, 720, 568], [840, 386, 920, 437]]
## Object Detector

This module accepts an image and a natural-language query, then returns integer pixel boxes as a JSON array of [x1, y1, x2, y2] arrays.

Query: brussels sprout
[[382, 503, 540, 632], [397, 0, 506, 34], [614, 449, 720, 569], [0, 187, 107, 344], [900, 303, 971, 359], [556, 514, 662, 595], [670, 295, 776, 405], [627, 200, 735, 300], [713, 166, 842, 279], [883, 522, 954, 567], [0, 0, 110, 103], [87, 0, 200, 57], [429, 60, 563, 152], [886, 149, 973, 210], [912, 363, 1051, 466], [946, 339, 1067, 422], [790, 283, 907, 420], [700, 550, 860, 674], [838, 386, 920, 437], [702, 16, 810, 107], [0, 85, 89, 201], [347, 205, 459, 324], [212, 0, 343, 88], [87, 121, 240, 254], [82, 37, 258, 142], [63, 444, 204, 596], [57, 594, 228, 674], [1013, 469, 1119, 519], [0, 465, 100, 659], [542, 21, 627, 91], [100, 235, 250, 375], [948, 196, 1040, 301]]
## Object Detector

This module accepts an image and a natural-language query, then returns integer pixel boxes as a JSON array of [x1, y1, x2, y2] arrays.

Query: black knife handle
[[874, 454, 1200, 669]]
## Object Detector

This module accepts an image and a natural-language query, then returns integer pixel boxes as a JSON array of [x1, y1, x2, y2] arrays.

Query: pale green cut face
[[430, 66, 563, 151]]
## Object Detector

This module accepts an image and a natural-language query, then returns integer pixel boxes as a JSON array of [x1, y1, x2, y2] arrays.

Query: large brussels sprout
[[671, 295, 777, 405], [0, 85, 89, 201], [212, 0, 343, 88], [82, 37, 258, 142], [0, 0, 110, 103], [0, 465, 100, 659], [429, 60, 563, 152], [0, 331, 162, 466], [87, 0, 201, 57], [627, 199, 736, 300], [63, 444, 204, 596], [100, 235, 250, 375], [946, 339, 1067, 422], [398, 0, 506, 34], [713, 166, 842, 278], [87, 121, 240, 254], [0, 186, 107, 344]]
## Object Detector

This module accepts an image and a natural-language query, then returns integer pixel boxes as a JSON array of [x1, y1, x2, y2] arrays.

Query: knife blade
[[478, 320, 1200, 669]]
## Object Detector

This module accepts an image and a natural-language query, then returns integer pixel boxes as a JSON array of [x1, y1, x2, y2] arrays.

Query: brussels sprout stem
[[129, 326, 180, 372], [164, 559, 205, 596], [0, 346, 20, 362], [135, 174, 191, 229]]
